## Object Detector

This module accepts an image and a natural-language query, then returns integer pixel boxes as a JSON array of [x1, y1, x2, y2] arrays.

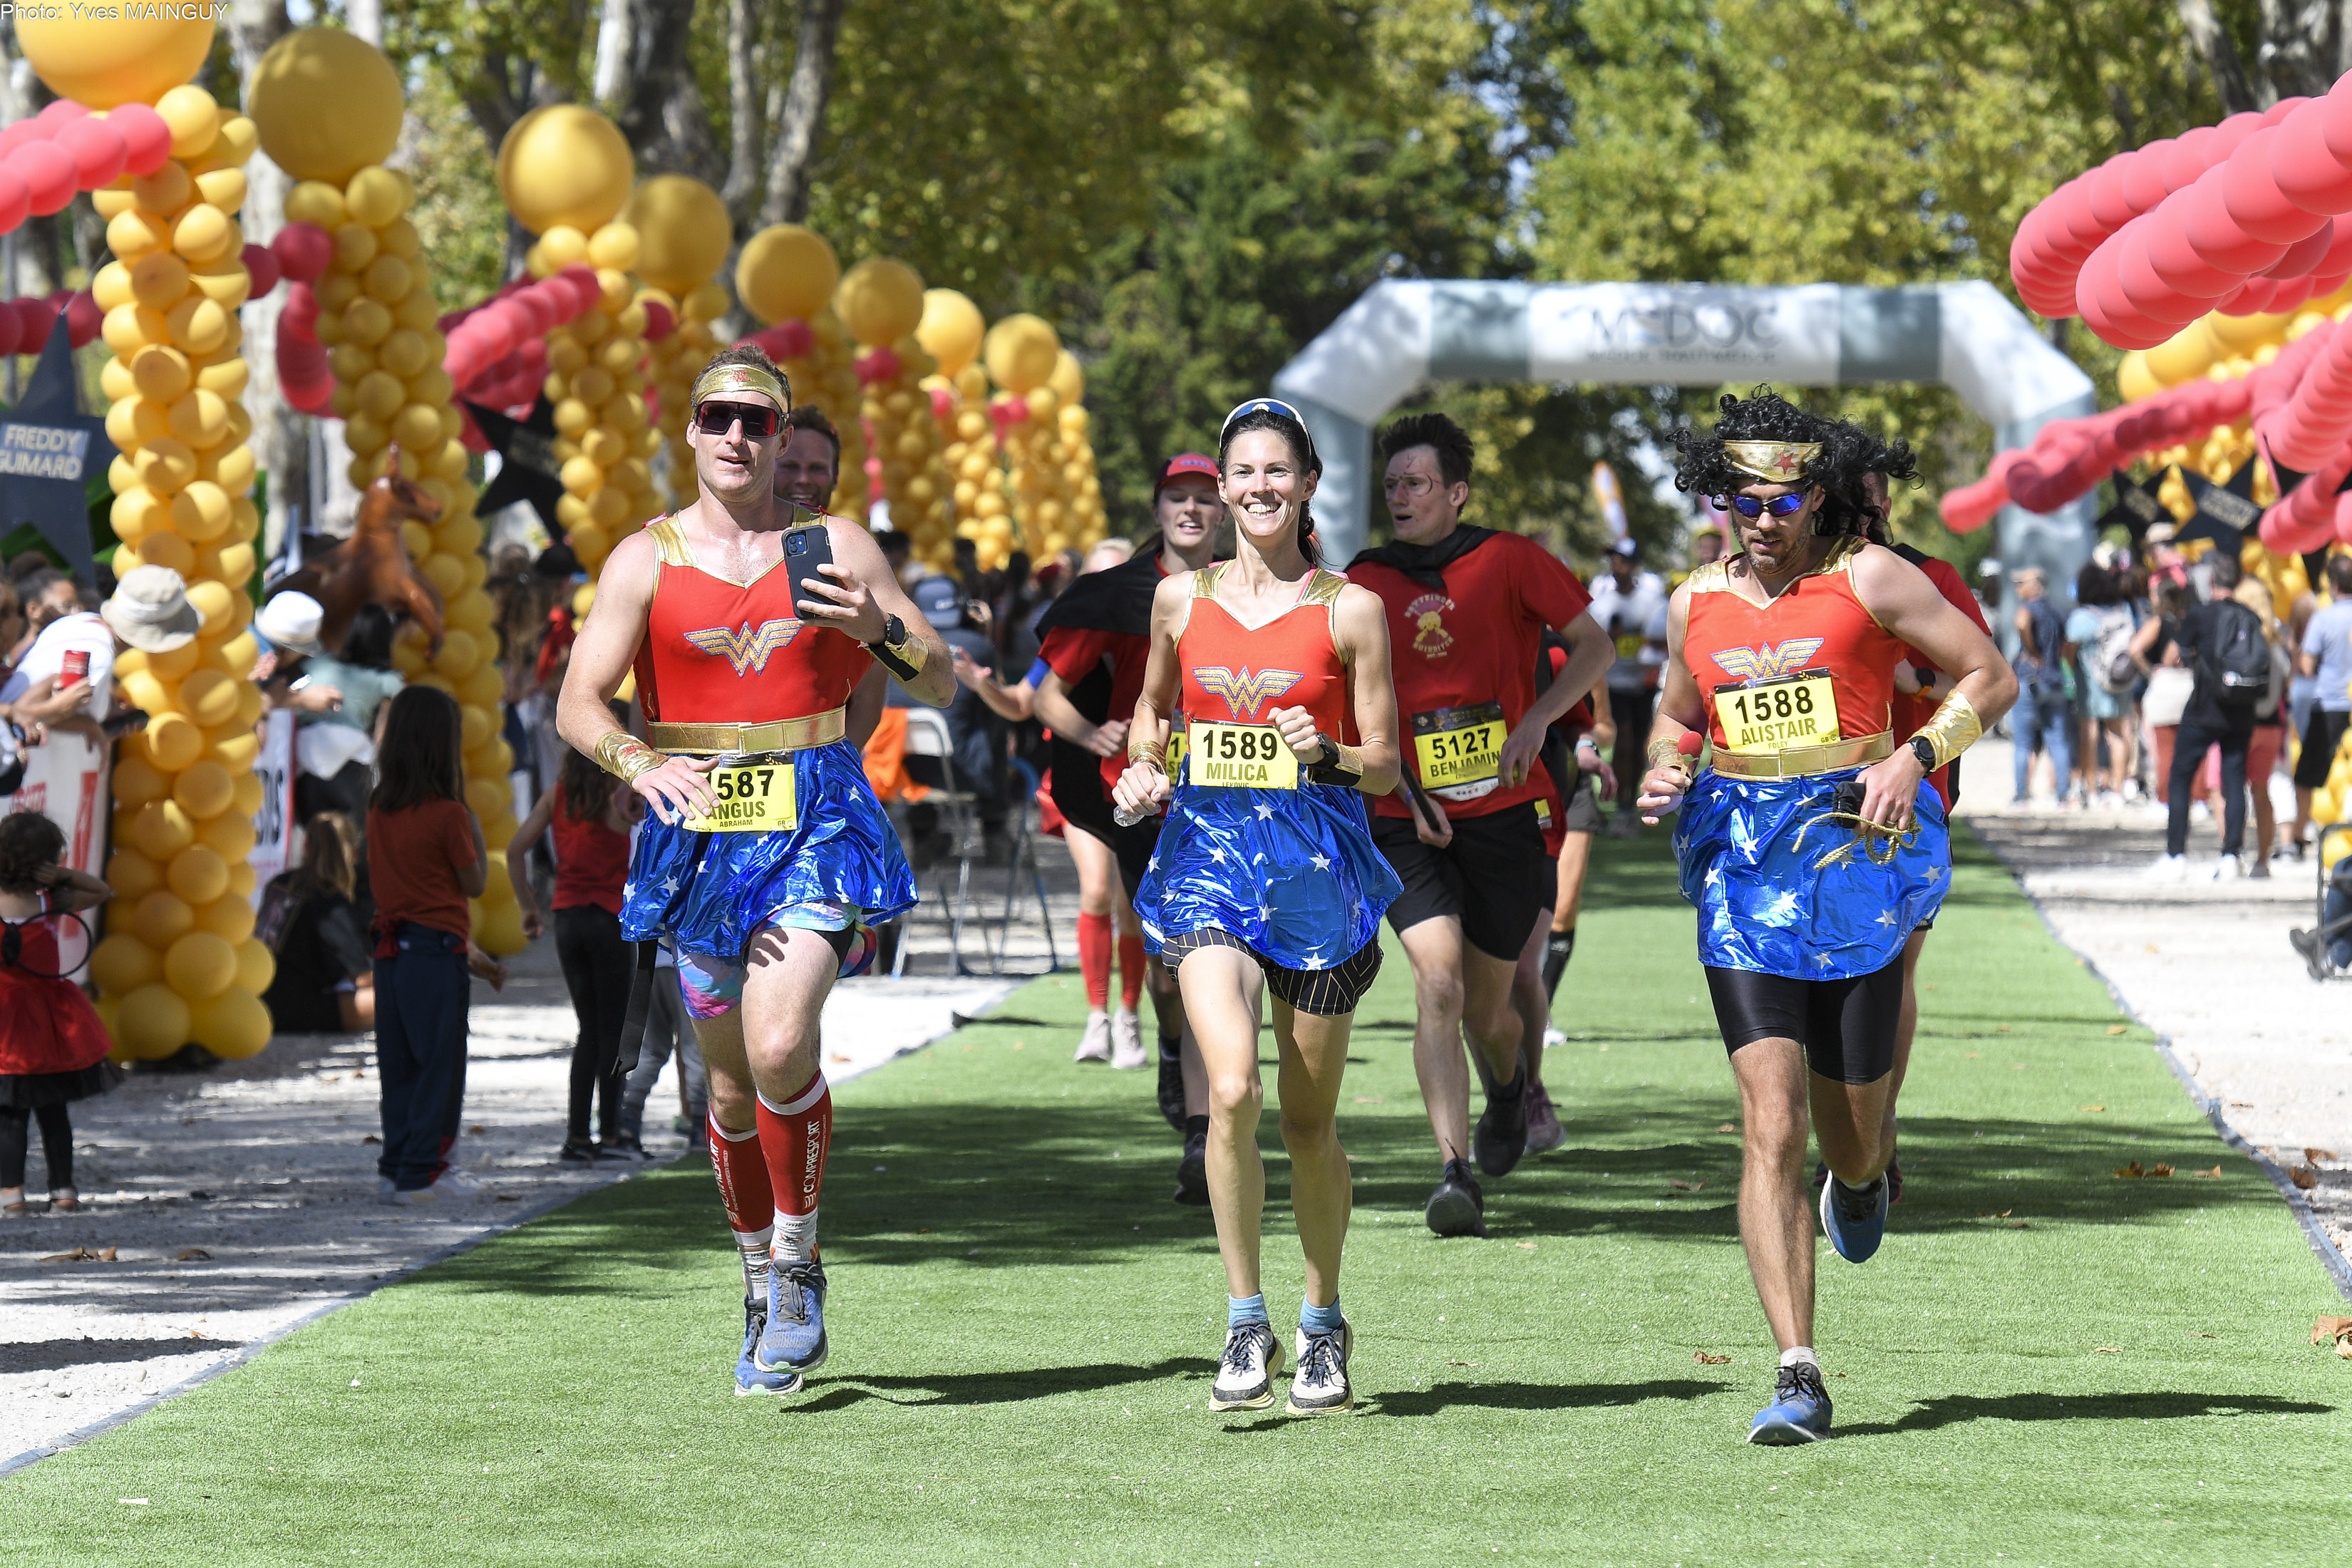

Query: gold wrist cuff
[[1647, 736, 1689, 770], [1912, 690, 1982, 771], [594, 731, 667, 782], [870, 623, 928, 681]]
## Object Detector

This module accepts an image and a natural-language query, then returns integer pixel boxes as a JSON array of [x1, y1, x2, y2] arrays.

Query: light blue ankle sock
[[1300, 1296, 1344, 1336], [1228, 1294, 1269, 1329]]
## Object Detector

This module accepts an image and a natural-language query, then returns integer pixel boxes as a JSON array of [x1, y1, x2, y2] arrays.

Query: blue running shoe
[[1818, 1171, 1889, 1264], [755, 1258, 829, 1375], [1748, 1362, 1832, 1444], [735, 1297, 802, 1396]]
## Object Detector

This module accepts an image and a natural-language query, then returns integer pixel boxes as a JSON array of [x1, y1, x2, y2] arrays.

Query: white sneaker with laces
[[2213, 853, 2244, 881], [1542, 1026, 1567, 1051], [431, 1167, 484, 1199], [1210, 1321, 1281, 1411], [1108, 1009, 1146, 1070], [1286, 1319, 1353, 1415], [1073, 1011, 1113, 1063], [2148, 853, 2189, 881]]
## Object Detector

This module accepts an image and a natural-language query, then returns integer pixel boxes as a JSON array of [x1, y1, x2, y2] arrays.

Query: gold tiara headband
[[1723, 440, 1821, 483], [691, 362, 791, 413]]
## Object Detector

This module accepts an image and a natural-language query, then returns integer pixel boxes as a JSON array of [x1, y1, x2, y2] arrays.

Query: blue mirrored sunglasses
[[1726, 492, 1810, 519]]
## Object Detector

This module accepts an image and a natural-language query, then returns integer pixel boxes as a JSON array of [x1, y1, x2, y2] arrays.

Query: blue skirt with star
[[1135, 780, 1400, 972], [617, 738, 917, 961], [1673, 767, 1949, 981]]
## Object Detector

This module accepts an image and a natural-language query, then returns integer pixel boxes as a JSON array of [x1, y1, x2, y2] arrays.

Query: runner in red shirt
[[1346, 413, 1612, 1237], [1033, 457, 1225, 1198]]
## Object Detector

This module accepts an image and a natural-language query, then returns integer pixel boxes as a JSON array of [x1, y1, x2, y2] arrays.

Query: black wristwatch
[[867, 614, 907, 650], [1908, 736, 1937, 771]]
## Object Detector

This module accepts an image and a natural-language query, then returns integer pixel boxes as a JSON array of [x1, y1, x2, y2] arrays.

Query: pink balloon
[[0, 122, 38, 163], [2121, 140, 2176, 212], [2271, 100, 2352, 217], [63, 290, 100, 348], [2147, 185, 2242, 297], [34, 99, 86, 128], [235, 242, 277, 299], [2187, 165, 2289, 274], [2264, 219, 2336, 279], [2210, 110, 2269, 163], [101, 104, 172, 177], [2162, 126, 2219, 192], [768, 318, 815, 360], [558, 264, 603, 313], [0, 167, 27, 237], [502, 287, 551, 335], [2260, 509, 2300, 552], [2264, 96, 2312, 128], [2336, 492, 2352, 545], [2224, 128, 2331, 244], [2061, 182, 2114, 254], [0, 305, 25, 358], [52, 118, 124, 190], [2087, 156, 2140, 232], [271, 222, 334, 283], [9, 142, 77, 217], [640, 296, 674, 342], [2116, 225, 2209, 323]]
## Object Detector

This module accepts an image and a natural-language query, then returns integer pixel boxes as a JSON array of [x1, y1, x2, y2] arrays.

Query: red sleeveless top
[[630, 515, 868, 724], [1177, 566, 1356, 741], [1683, 538, 1902, 751], [551, 780, 631, 914], [0, 894, 111, 1077]]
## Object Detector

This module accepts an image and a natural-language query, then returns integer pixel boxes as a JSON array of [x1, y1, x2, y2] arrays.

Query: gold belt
[[649, 706, 847, 755], [1708, 732, 1892, 780]]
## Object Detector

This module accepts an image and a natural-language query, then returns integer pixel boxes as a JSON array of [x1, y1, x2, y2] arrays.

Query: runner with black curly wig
[[1636, 389, 2017, 1443]]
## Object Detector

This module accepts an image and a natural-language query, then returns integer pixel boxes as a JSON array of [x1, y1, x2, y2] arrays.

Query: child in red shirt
[[0, 813, 115, 1216], [366, 686, 487, 1204]]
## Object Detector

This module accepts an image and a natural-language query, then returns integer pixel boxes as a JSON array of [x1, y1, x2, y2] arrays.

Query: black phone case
[[784, 522, 837, 621]]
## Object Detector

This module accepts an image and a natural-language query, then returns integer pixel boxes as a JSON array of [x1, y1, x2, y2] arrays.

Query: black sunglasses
[[693, 401, 781, 439], [1726, 492, 1810, 519]]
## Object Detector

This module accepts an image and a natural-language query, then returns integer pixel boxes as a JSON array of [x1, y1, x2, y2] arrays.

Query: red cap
[[1155, 453, 1219, 493]]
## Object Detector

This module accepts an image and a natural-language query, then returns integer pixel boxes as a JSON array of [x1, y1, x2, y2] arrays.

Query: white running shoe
[[376, 1183, 435, 1207], [1286, 1319, 1353, 1415], [1541, 1026, 1567, 1051], [1073, 1011, 1113, 1063], [1210, 1321, 1281, 1411], [1108, 1009, 1147, 1070], [430, 1167, 484, 1200], [2147, 853, 2189, 881], [2212, 853, 2244, 881]]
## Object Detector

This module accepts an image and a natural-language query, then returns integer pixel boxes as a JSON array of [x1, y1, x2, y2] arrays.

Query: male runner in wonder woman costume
[[1636, 392, 2014, 1444], [558, 346, 953, 1396]]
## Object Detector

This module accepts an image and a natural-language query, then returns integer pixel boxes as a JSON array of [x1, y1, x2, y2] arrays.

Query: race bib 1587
[[684, 760, 798, 831]]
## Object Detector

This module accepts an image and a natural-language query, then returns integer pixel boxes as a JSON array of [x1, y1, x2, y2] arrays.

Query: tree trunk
[[2176, 0, 2262, 112], [758, 0, 847, 228], [617, 0, 723, 182], [2254, 1, 2347, 100]]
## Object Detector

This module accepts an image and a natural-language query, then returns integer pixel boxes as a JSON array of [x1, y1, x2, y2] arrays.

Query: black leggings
[[1704, 960, 1904, 1085], [556, 906, 632, 1143], [0, 1103, 72, 1190]]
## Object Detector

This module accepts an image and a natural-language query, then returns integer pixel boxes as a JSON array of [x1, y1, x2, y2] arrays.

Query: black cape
[[1033, 540, 1173, 637], [1346, 524, 1499, 591]]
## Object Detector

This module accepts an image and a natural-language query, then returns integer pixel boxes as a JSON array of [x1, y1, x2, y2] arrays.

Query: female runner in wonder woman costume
[[1113, 400, 1402, 1418], [1636, 391, 2015, 1445]]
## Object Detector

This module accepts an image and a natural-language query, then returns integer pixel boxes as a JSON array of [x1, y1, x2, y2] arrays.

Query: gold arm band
[[869, 622, 928, 682], [1911, 690, 1983, 772], [1306, 736, 1364, 788], [1127, 738, 1167, 772], [1647, 737, 1690, 770], [594, 731, 668, 782], [648, 707, 847, 755]]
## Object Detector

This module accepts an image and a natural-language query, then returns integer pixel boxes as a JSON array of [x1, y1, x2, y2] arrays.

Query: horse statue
[[276, 458, 448, 654]]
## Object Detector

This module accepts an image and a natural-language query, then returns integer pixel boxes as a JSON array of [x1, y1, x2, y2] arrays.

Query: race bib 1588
[[684, 760, 798, 831], [1187, 721, 1299, 789], [1712, 674, 1840, 755]]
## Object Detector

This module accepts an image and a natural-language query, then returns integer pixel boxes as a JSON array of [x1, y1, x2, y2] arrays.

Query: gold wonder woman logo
[[1192, 666, 1304, 721], [685, 617, 803, 676], [1711, 638, 1825, 683]]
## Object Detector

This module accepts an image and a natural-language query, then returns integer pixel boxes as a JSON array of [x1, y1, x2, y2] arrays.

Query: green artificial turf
[[5, 827, 2348, 1565]]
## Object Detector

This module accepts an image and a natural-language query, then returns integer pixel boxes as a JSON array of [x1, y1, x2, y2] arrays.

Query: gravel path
[[1961, 739, 2352, 1288]]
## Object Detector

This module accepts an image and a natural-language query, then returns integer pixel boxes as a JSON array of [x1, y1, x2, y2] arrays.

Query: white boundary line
[[1964, 821, 2352, 1303]]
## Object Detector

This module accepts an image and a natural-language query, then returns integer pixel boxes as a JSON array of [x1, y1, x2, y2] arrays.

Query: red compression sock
[[1117, 932, 1145, 1010], [706, 1110, 773, 1237], [755, 1071, 832, 1260], [1078, 910, 1112, 1009]]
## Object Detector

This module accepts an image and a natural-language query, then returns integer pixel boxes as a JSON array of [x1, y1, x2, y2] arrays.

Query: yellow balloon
[[736, 225, 841, 324], [193, 892, 257, 942], [197, 811, 258, 863], [190, 987, 272, 1059], [165, 844, 230, 907], [15, 12, 215, 110], [107, 847, 162, 900], [836, 258, 926, 348], [918, 289, 986, 378], [132, 889, 196, 948], [233, 938, 276, 996], [131, 800, 196, 861], [587, 222, 641, 272], [497, 105, 635, 237], [1048, 350, 1085, 406], [91, 933, 161, 995], [113, 984, 191, 1058], [984, 314, 1061, 394], [164, 931, 239, 1000]]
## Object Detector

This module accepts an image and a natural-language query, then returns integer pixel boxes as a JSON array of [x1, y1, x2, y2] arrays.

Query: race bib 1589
[[1713, 674, 1840, 755], [684, 760, 798, 831], [1187, 721, 1299, 789]]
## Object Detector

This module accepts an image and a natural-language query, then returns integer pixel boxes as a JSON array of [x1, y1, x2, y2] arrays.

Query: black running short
[[2297, 708, 2351, 789], [1371, 800, 1550, 961], [1049, 743, 1115, 846], [1159, 928, 1382, 1017], [1112, 814, 1162, 904], [1703, 960, 1903, 1085], [1562, 772, 1606, 835]]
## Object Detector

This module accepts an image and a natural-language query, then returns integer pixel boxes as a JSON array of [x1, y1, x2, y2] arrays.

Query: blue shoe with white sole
[[1819, 1171, 1889, 1264], [734, 1297, 802, 1395], [755, 1258, 829, 1375], [1748, 1362, 1832, 1444]]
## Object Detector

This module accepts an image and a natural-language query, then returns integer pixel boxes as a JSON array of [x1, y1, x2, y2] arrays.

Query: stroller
[[2290, 825, 2352, 979]]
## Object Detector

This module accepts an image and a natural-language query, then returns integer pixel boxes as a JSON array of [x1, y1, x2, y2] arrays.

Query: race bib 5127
[[1411, 701, 1505, 800], [1187, 721, 1298, 789], [684, 760, 798, 831], [1713, 674, 1840, 755]]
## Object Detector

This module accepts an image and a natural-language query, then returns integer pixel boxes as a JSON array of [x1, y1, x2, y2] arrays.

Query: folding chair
[[895, 709, 1060, 976]]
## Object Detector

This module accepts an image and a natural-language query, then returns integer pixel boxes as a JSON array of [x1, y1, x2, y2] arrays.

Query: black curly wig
[[1670, 389, 1918, 540]]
